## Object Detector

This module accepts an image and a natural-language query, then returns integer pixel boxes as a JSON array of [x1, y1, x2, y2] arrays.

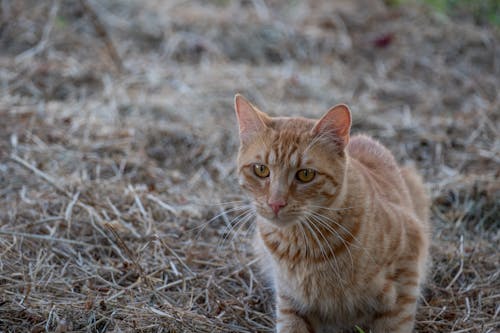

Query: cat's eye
[[253, 164, 270, 178], [296, 169, 316, 183]]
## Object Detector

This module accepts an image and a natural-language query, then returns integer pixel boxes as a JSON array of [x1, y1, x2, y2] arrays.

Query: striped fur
[[234, 95, 430, 333]]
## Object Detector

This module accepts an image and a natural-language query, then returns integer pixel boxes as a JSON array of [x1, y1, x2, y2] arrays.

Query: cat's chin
[[257, 214, 298, 228]]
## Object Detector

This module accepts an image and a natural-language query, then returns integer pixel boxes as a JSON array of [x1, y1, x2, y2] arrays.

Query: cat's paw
[[276, 316, 314, 333]]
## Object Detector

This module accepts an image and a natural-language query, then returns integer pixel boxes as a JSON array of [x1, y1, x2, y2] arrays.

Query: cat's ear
[[234, 94, 269, 143], [311, 104, 351, 149]]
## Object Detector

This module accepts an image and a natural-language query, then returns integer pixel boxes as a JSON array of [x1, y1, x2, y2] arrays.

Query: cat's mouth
[[256, 208, 299, 227]]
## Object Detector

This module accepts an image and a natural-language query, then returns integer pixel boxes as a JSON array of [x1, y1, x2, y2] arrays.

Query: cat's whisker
[[194, 205, 251, 235], [216, 209, 255, 251], [293, 208, 356, 270], [193, 205, 253, 241], [305, 211, 355, 271], [215, 209, 252, 250], [302, 216, 347, 285], [296, 222, 311, 259], [226, 211, 256, 248], [306, 210, 357, 245], [202, 205, 252, 228], [308, 204, 363, 212], [222, 210, 255, 248], [301, 218, 325, 263], [310, 216, 345, 282], [196, 199, 248, 207], [241, 215, 257, 242], [218, 213, 254, 252], [306, 209, 363, 249], [306, 209, 364, 249], [306, 209, 377, 265], [298, 220, 316, 261], [307, 209, 367, 254]]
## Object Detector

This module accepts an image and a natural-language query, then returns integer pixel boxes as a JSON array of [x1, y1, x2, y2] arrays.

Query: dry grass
[[0, 0, 499, 332]]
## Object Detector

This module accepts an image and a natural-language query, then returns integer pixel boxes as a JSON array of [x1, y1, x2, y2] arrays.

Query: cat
[[233, 94, 430, 333]]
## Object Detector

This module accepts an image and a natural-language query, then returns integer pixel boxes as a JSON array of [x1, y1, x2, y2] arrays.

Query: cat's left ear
[[311, 104, 351, 149]]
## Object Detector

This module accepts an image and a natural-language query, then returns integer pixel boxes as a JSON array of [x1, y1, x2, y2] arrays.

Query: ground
[[0, 0, 498, 332]]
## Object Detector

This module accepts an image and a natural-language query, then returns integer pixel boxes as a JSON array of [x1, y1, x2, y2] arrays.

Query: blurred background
[[0, 0, 499, 332]]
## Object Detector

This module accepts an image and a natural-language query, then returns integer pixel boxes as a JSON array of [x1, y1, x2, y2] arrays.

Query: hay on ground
[[0, 0, 499, 332]]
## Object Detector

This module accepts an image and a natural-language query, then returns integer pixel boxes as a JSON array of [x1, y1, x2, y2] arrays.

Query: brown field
[[0, 0, 498, 332]]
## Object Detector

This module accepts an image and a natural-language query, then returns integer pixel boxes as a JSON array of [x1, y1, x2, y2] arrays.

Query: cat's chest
[[278, 261, 347, 302], [254, 222, 356, 301], [255, 231, 378, 327], [281, 265, 376, 327]]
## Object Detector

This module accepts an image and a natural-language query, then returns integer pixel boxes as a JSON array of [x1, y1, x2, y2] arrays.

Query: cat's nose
[[268, 199, 287, 215]]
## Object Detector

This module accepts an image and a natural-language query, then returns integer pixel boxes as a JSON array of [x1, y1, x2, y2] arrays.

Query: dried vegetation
[[0, 0, 499, 332]]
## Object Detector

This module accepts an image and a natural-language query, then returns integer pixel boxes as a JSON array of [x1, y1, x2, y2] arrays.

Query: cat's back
[[347, 134, 413, 209], [347, 134, 397, 173]]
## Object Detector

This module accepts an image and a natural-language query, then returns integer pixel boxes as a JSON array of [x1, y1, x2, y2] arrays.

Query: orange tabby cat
[[234, 94, 430, 333]]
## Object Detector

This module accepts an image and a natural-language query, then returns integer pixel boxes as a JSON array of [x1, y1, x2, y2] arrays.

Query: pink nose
[[268, 200, 287, 215]]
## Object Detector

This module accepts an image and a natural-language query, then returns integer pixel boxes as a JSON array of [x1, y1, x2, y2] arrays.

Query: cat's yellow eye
[[253, 164, 270, 178], [296, 169, 316, 183]]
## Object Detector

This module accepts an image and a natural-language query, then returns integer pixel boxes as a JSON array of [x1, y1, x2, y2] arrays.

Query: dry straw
[[0, 0, 498, 332]]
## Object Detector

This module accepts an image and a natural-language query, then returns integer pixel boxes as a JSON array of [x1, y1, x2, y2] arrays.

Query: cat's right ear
[[234, 94, 268, 144]]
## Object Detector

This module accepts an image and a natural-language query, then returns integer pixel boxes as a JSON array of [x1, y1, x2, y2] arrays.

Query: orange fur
[[234, 95, 430, 333]]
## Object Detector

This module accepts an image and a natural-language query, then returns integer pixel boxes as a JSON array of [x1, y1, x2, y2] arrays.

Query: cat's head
[[234, 94, 351, 227]]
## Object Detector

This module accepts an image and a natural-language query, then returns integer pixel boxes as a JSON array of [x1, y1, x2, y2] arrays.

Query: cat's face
[[234, 95, 351, 227]]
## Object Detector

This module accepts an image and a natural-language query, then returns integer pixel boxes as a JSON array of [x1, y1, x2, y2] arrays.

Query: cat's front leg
[[370, 295, 418, 333], [275, 294, 314, 333]]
